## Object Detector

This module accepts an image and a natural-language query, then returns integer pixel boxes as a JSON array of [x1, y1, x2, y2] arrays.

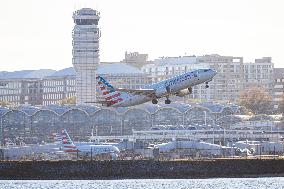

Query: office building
[[273, 68, 284, 110]]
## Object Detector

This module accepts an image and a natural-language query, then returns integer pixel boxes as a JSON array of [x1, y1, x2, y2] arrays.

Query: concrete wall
[[1, 159, 284, 179]]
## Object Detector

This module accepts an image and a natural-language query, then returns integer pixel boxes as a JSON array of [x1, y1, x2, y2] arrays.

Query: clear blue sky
[[0, 0, 283, 71]]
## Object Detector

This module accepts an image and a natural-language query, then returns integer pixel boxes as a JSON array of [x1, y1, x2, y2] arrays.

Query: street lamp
[[203, 111, 207, 126], [0, 117, 2, 146]]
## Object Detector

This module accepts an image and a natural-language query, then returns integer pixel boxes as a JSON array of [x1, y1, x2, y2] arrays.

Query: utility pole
[[203, 111, 207, 126], [0, 118, 2, 147], [260, 143, 262, 159]]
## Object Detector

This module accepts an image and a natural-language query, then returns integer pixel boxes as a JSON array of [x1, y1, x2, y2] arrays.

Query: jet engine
[[176, 87, 192, 97]]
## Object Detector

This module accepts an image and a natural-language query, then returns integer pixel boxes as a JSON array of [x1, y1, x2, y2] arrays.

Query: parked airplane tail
[[51, 132, 62, 143], [60, 129, 79, 152], [96, 76, 125, 106]]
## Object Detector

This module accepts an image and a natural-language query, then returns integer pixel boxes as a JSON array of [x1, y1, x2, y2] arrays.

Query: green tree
[[237, 87, 273, 114], [58, 96, 76, 105]]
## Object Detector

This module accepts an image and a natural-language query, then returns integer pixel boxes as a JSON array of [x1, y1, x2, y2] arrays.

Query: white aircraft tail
[[60, 129, 79, 153], [97, 76, 126, 106]]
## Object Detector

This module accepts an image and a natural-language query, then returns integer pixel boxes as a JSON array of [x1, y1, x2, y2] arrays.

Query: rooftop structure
[[122, 52, 151, 68]]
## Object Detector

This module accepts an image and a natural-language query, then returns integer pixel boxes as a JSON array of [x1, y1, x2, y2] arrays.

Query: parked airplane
[[92, 68, 217, 107], [53, 129, 120, 159]]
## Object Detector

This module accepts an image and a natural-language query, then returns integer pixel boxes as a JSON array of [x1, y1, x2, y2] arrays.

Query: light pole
[[213, 128, 215, 144], [120, 115, 123, 135], [0, 117, 2, 147], [223, 128, 226, 146], [203, 111, 207, 126], [199, 85, 202, 102]]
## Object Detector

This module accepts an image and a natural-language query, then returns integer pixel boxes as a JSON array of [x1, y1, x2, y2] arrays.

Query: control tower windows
[[75, 19, 98, 25]]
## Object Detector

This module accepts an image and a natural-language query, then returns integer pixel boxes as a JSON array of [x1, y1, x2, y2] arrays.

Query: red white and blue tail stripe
[[51, 132, 62, 143], [60, 129, 80, 153], [97, 76, 124, 106]]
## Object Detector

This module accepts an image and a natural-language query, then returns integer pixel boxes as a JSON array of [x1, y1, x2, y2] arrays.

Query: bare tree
[[238, 87, 273, 114], [0, 100, 12, 107], [58, 96, 76, 105]]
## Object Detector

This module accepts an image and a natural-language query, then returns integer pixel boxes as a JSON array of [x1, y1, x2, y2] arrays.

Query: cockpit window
[[204, 69, 209, 72]]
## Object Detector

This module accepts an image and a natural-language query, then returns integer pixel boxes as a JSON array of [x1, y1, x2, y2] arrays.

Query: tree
[[0, 100, 12, 107], [237, 87, 273, 114], [58, 96, 76, 105]]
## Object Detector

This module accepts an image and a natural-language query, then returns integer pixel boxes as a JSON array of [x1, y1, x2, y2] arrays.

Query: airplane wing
[[84, 101, 110, 105], [115, 88, 155, 96]]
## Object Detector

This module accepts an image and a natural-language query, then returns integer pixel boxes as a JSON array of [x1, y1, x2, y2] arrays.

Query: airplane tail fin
[[60, 129, 78, 152], [97, 76, 125, 106], [51, 132, 62, 143]]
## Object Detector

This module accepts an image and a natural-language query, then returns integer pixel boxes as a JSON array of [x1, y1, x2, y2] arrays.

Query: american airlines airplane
[[94, 68, 217, 107], [54, 129, 120, 159]]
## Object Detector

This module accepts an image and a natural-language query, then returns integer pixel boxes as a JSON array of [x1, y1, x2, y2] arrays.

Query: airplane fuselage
[[111, 69, 217, 107], [64, 144, 120, 156]]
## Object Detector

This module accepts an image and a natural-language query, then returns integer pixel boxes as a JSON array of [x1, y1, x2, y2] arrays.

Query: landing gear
[[152, 99, 158, 104], [188, 87, 192, 94], [165, 99, 171, 104]]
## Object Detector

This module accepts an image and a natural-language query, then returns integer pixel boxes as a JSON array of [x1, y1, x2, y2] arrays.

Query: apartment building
[[0, 79, 43, 106], [42, 75, 76, 106], [273, 68, 284, 110]]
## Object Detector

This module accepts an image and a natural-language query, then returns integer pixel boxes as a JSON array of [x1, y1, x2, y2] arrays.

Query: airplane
[[92, 68, 217, 107], [53, 129, 120, 159]]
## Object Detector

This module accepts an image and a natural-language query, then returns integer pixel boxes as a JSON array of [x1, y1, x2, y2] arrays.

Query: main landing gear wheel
[[205, 82, 209, 88], [152, 99, 158, 104], [165, 99, 171, 104]]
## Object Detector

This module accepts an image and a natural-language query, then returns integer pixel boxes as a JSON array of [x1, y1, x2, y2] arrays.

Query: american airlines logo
[[97, 76, 123, 105]]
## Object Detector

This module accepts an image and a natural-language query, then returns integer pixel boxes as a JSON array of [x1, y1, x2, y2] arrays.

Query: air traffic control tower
[[72, 8, 100, 104]]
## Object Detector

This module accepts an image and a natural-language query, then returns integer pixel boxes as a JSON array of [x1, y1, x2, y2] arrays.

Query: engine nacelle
[[155, 87, 168, 97], [176, 88, 192, 97]]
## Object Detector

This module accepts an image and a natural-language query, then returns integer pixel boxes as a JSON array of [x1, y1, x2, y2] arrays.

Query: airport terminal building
[[0, 102, 247, 145], [1, 101, 283, 149]]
